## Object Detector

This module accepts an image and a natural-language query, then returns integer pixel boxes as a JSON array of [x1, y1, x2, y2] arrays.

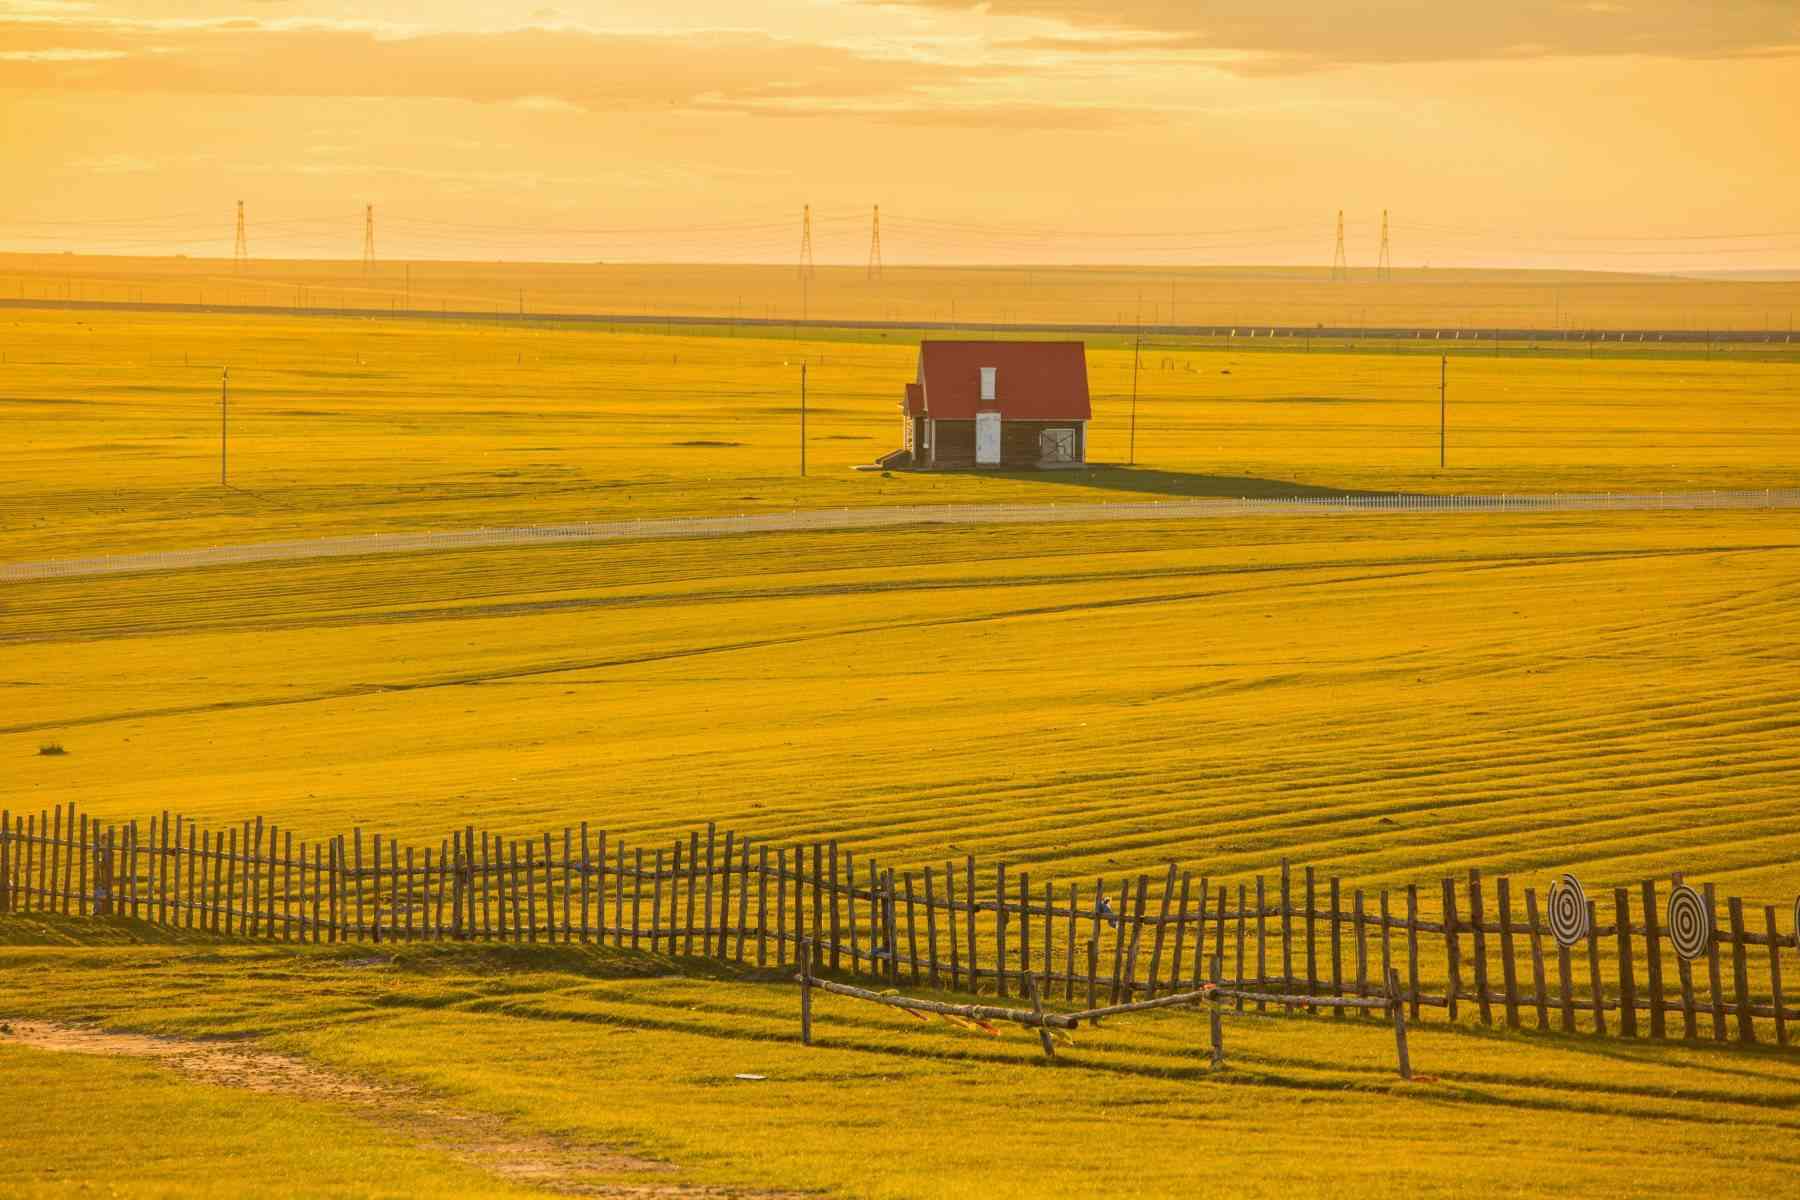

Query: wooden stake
[[1388, 968, 1412, 1081], [1728, 897, 1755, 1044], [1441, 877, 1463, 1021], [1497, 877, 1520, 1030], [1614, 887, 1638, 1038], [1764, 905, 1787, 1047], [1524, 887, 1550, 1029], [1025, 975, 1055, 1060], [1585, 900, 1606, 1035], [1641, 879, 1666, 1039], [1703, 883, 1727, 1040], [1406, 883, 1421, 1021], [1468, 869, 1491, 1026], [799, 937, 814, 1046]]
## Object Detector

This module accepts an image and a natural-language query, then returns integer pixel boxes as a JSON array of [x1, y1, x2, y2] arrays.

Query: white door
[[975, 411, 1001, 465]]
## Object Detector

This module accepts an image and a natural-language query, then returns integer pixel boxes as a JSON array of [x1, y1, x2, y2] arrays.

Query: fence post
[[1585, 900, 1606, 1035], [798, 937, 813, 1046], [1208, 954, 1225, 1067], [1467, 869, 1491, 1026], [995, 862, 1010, 999], [1497, 877, 1520, 1030], [1765, 905, 1788, 1048], [924, 867, 941, 988], [1387, 968, 1411, 1081], [1329, 877, 1343, 1014], [1703, 883, 1727, 1041], [1280, 860, 1293, 998], [735, 839, 751, 964], [1615, 887, 1638, 1038], [884, 869, 900, 986], [1441, 877, 1463, 1021], [1641, 879, 1666, 1039], [757, 845, 771, 967], [1305, 866, 1318, 997], [1728, 898, 1755, 1044], [1523, 887, 1550, 1029], [1147, 864, 1176, 999], [1406, 883, 1421, 1020], [906, 872, 922, 985]]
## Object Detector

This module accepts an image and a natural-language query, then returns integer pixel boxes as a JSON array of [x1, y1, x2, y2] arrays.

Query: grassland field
[[4, 306, 1798, 562], [9, 254, 1800, 332], [3, 292, 1800, 1197]]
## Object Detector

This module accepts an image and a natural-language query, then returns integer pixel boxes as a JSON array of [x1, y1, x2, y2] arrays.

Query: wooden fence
[[3, 803, 1795, 1049]]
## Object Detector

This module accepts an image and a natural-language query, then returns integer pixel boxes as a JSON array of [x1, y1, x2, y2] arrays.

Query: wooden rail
[[3, 803, 1796, 1053]]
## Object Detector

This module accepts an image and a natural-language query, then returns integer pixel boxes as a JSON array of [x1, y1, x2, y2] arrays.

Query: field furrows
[[11, 509, 1798, 906]]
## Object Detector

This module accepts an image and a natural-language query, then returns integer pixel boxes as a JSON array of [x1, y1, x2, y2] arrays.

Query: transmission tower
[[233, 200, 247, 272], [1377, 209, 1392, 281], [799, 204, 816, 279], [1330, 210, 1348, 282], [867, 205, 882, 280], [362, 204, 376, 272]]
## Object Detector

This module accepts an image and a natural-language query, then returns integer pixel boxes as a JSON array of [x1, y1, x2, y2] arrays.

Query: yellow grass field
[[5, 300, 1800, 1198], [8, 253, 1800, 331], [3, 307, 1797, 563]]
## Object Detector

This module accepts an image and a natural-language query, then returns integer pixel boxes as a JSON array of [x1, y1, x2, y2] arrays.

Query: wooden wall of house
[[925, 418, 1084, 468], [999, 420, 1083, 466], [933, 420, 976, 466]]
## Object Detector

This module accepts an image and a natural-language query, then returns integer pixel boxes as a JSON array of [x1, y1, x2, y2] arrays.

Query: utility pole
[[1439, 355, 1447, 470], [800, 362, 808, 477], [233, 201, 248, 273], [867, 205, 882, 280], [220, 368, 230, 486], [1331, 210, 1349, 282], [799, 205, 815, 279], [362, 204, 375, 272], [1377, 210, 1392, 282], [1129, 336, 1141, 467]]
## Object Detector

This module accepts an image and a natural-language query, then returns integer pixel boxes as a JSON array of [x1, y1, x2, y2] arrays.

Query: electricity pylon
[[1331, 210, 1348, 282], [233, 201, 247, 272], [362, 204, 375, 272], [1377, 209, 1392, 281], [800, 205, 816, 279], [867, 205, 882, 280]]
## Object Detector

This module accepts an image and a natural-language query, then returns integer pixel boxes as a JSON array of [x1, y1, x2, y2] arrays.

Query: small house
[[901, 340, 1090, 469]]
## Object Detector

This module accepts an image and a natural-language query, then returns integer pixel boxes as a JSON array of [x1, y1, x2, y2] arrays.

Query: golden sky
[[2, 1, 1798, 267]]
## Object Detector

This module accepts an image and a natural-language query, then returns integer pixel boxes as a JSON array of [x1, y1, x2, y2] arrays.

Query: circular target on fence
[[1547, 873, 1589, 947], [1666, 884, 1711, 961]]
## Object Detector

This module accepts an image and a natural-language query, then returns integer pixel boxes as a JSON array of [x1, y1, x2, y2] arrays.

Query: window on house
[[979, 367, 996, 402]]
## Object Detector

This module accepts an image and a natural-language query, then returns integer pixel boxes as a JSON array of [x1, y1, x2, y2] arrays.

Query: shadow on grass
[[958, 466, 1392, 501]]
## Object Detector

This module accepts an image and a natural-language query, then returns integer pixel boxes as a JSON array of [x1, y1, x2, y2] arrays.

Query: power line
[[233, 201, 247, 272], [867, 205, 882, 280], [1331, 210, 1348, 282], [799, 204, 815, 280], [1377, 210, 1392, 282], [362, 204, 375, 272]]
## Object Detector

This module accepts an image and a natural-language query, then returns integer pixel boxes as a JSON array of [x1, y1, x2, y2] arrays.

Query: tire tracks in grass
[[0, 1019, 799, 1199]]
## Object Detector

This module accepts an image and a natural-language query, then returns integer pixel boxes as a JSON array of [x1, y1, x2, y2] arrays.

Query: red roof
[[904, 382, 924, 417], [917, 340, 1090, 421]]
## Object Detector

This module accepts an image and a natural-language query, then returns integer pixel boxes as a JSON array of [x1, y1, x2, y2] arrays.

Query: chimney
[[979, 366, 996, 403]]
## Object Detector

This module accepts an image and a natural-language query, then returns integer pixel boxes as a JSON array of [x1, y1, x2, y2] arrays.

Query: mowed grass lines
[[10, 510, 1800, 904], [4, 935, 1800, 1200], [2, 308, 1797, 561]]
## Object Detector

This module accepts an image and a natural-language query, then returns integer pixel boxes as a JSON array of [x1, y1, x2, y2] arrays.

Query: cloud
[[878, 1, 1800, 72], [0, 19, 971, 112]]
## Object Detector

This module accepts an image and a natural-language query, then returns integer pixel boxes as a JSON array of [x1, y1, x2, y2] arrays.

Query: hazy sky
[[3, 1, 1798, 267]]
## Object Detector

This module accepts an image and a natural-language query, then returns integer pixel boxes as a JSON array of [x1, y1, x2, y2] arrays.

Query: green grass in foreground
[[4, 921, 1799, 1199]]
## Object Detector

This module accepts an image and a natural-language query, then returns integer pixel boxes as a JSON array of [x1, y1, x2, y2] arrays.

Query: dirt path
[[0, 1019, 800, 1198], [6, 488, 1796, 582]]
